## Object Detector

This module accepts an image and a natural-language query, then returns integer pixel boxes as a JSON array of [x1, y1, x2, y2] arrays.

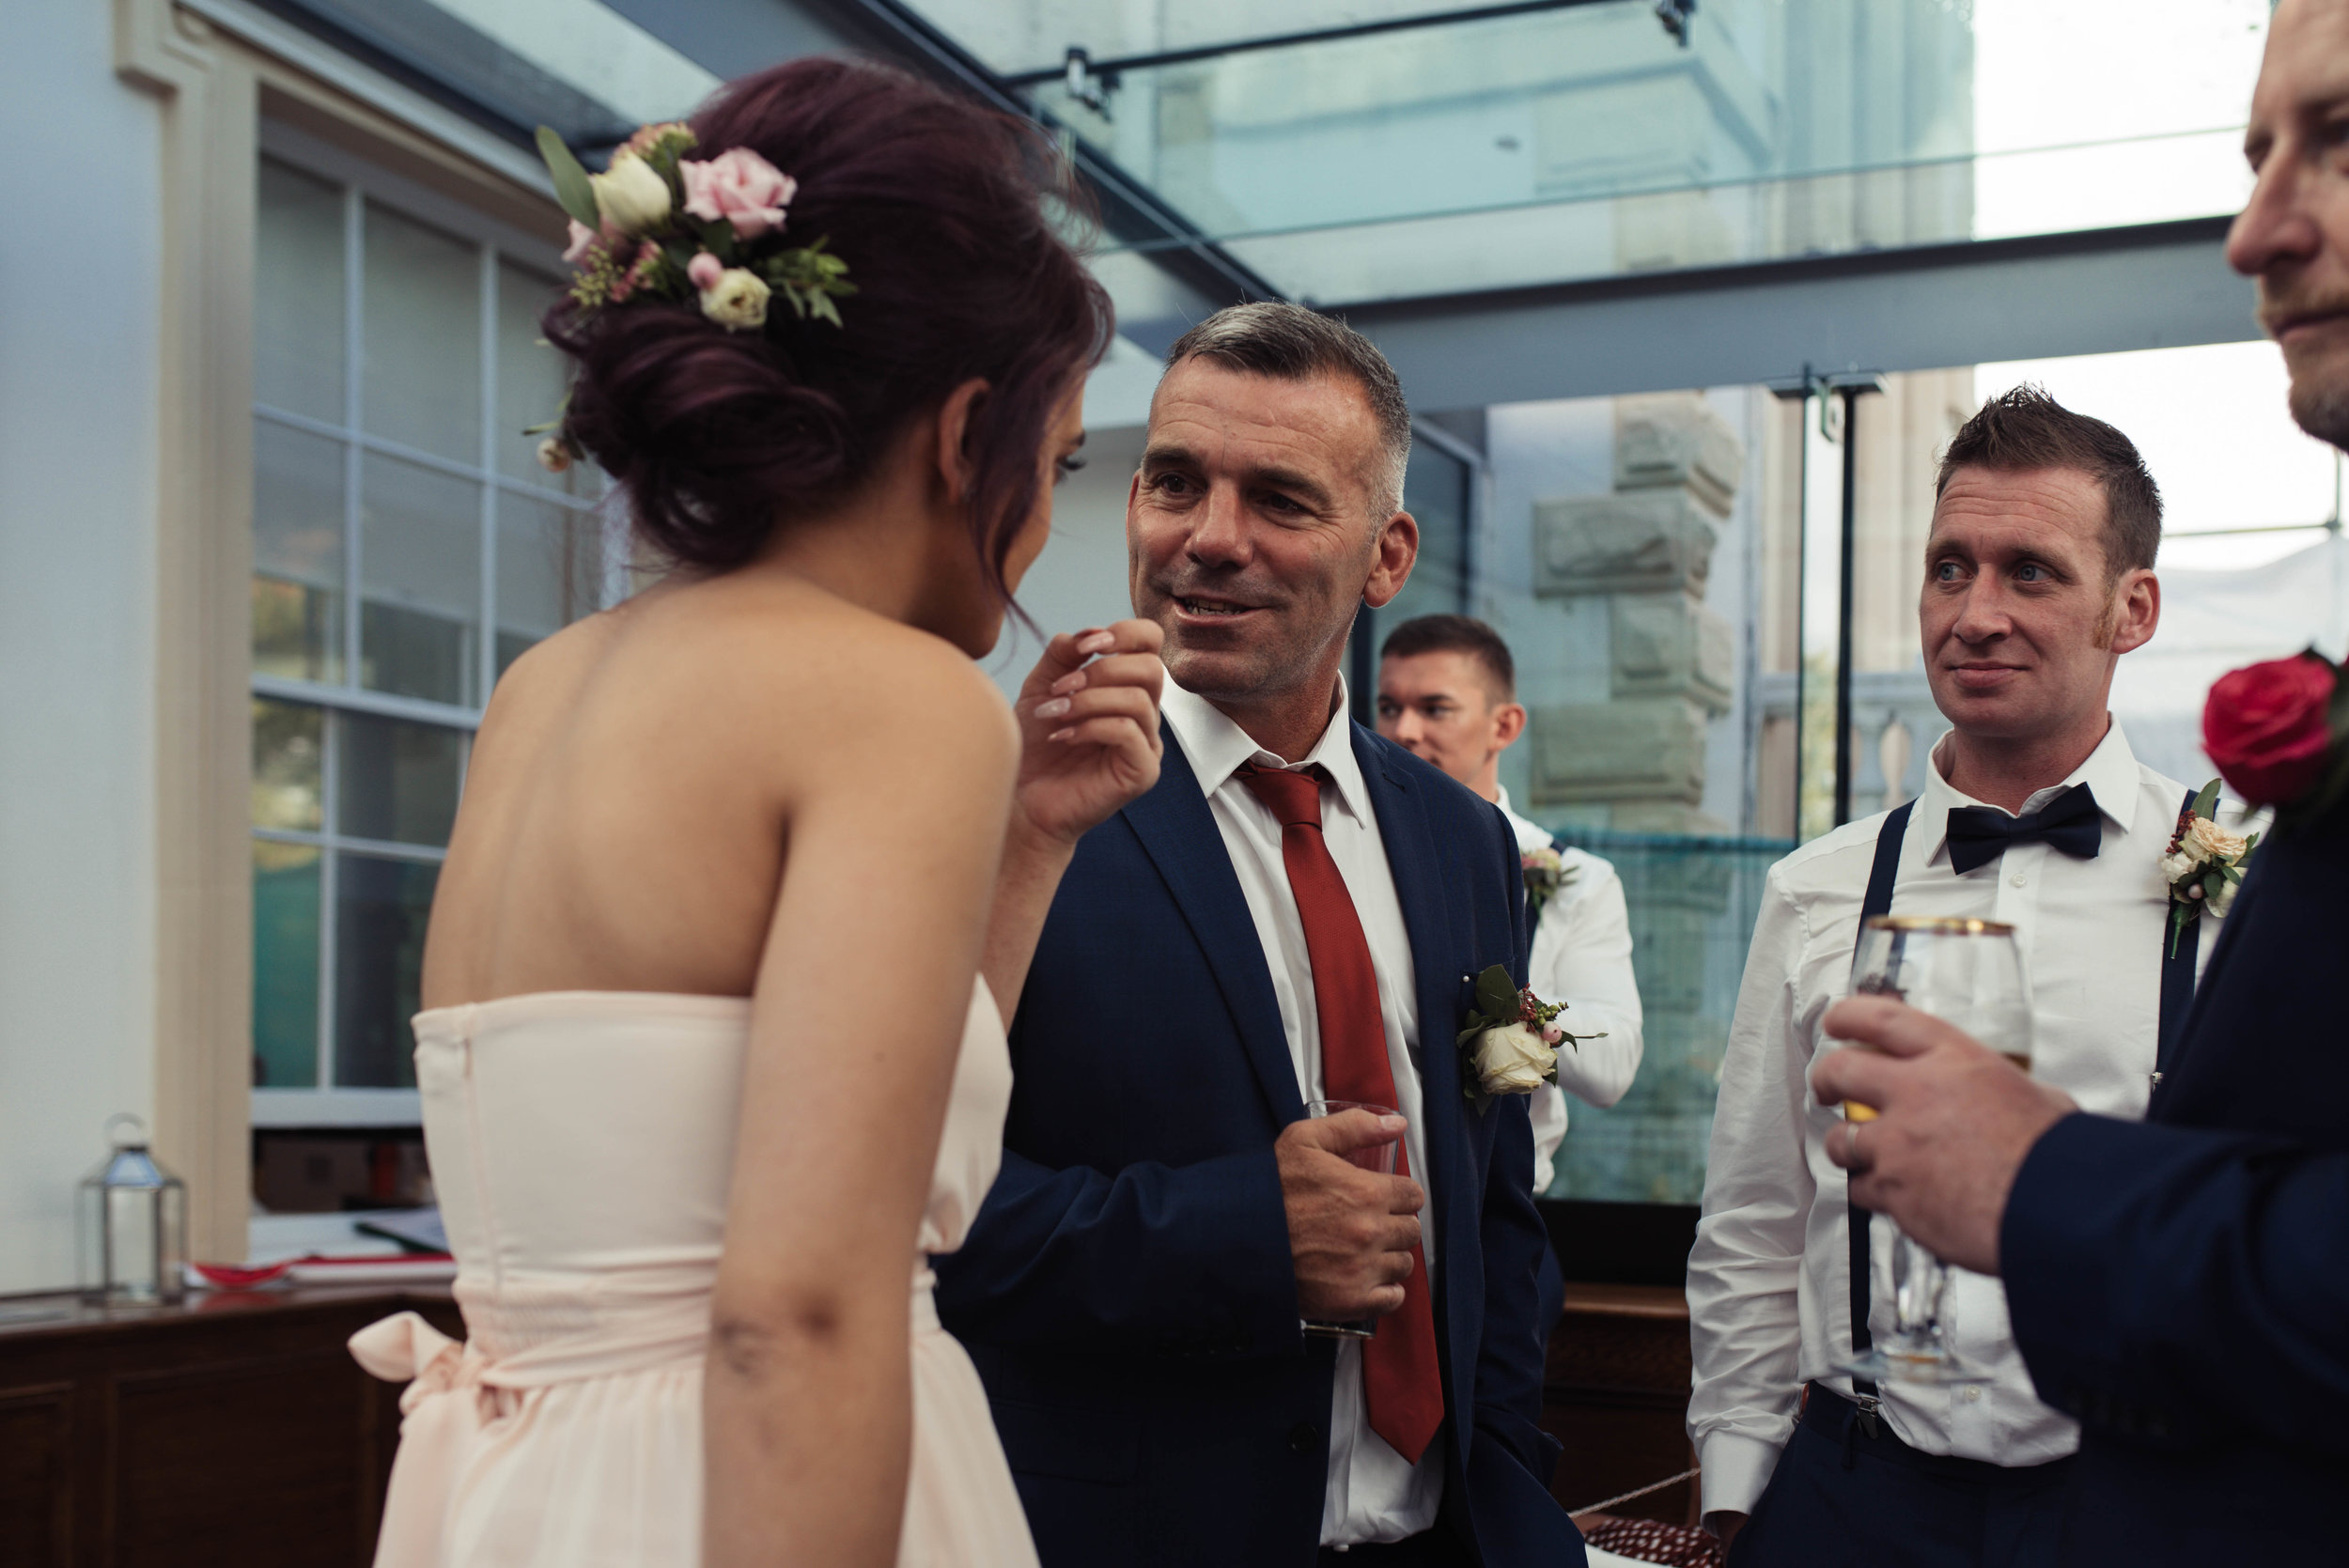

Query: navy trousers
[[1732, 1386, 2073, 1568], [1317, 1529, 1472, 1567]]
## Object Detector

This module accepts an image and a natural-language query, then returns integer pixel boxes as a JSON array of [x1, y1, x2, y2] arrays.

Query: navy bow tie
[[1943, 783, 2104, 875]]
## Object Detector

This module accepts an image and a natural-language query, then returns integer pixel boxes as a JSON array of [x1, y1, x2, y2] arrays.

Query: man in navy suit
[[936, 303, 1580, 1567], [1810, 7, 2349, 1558]]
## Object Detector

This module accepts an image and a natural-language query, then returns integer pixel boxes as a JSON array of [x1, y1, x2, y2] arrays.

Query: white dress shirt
[[1494, 787, 1646, 1194], [1161, 678, 1442, 1547], [1688, 720, 2214, 1519]]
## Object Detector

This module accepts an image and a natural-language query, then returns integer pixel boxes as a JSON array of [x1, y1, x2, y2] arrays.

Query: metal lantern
[[78, 1114, 187, 1304]]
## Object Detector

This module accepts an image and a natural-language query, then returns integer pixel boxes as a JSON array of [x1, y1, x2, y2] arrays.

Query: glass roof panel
[[283, 0, 2269, 317], [918, 0, 2267, 305], [428, 0, 719, 129], [904, 0, 1549, 79], [276, 0, 719, 149]]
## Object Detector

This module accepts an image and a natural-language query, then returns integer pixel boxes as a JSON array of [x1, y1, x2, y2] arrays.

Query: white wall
[[0, 2, 164, 1291]]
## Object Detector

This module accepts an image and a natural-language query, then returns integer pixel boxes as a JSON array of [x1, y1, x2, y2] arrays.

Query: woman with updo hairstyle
[[355, 58, 1166, 1568]]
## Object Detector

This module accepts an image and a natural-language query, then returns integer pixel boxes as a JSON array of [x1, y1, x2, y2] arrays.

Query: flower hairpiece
[[538, 121, 853, 330], [529, 121, 856, 471]]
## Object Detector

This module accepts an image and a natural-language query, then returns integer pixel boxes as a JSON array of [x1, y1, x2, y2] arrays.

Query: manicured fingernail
[[1034, 697, 1071, 719], [1048, 727, 1077, 742], [1077, 631, 1114, 654], [1050, 672, 1087, 695]]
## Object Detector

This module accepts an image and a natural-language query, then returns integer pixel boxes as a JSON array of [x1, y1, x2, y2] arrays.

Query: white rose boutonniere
[[1521, 845, 1578, 921], [2163, 778, 2257, 953], [1455, 964, 1603, 1113]]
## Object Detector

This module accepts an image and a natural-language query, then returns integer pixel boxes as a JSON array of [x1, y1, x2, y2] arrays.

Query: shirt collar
[[1491, 784, 1555, 853], [1915, 716, 2145, 861], [1161, 675, 1376, 829]]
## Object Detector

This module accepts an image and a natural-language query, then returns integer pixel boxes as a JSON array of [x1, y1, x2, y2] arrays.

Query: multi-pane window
[[250, 137, 603, 1125]]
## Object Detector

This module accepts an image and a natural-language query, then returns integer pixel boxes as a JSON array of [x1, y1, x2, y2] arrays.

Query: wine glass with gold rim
[[1836, 915, 2031, 1386]]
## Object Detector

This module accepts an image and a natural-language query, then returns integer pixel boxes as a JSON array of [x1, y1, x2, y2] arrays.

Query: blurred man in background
[[1376, 613, 1644, 1195]]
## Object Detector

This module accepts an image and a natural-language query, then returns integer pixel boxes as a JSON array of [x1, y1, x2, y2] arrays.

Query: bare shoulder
[[464, 601, 624, 750], [646, 576, 1019, 780]]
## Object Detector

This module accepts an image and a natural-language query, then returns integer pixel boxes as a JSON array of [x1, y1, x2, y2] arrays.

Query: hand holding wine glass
[[1814, 989, 2077, 1279], [1278, 1105, 1422, 1332], [1821, 917, 2040, 1384]]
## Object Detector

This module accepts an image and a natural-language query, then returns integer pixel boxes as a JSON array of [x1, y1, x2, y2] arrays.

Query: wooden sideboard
[[1541, 1282, 1698, 1527], [0, 1279, 1693, 1560], [0, 1286, 460, 1568]]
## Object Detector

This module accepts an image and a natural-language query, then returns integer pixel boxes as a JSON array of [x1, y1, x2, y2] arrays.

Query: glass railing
[[1535, 830, 1790, 1204]]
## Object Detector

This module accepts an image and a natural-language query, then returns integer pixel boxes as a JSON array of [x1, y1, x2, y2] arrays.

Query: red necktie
[[1238, 763, 1443, 1465]]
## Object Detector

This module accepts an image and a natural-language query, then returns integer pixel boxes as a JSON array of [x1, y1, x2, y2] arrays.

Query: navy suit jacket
[[2000, 803, 2349, 1560], [935, 721, 1581, 1568]]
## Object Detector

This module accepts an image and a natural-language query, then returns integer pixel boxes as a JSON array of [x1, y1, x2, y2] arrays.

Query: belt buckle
[[1854, 1391, 1882, 1440]]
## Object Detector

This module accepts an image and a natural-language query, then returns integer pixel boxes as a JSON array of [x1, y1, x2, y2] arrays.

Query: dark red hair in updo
[[547, 58, 1113, 589]]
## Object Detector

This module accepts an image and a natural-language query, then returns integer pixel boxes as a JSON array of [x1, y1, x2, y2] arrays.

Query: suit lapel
[[1121, 722, 1306, 1127], [1352, 727, 1477, 1410]]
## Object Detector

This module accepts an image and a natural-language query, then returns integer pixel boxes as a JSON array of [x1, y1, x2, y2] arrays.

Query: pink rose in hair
[[687, 252, 723, 291], [564, 221, 599, 265], [680, 147, 798, 240]]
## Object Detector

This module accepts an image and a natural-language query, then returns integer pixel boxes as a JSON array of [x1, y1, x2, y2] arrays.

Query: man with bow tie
[[1685, 387, 2214, 1567]]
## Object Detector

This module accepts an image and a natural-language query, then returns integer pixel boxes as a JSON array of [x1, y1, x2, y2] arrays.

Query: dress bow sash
[[350, 1312, 500, 1568]]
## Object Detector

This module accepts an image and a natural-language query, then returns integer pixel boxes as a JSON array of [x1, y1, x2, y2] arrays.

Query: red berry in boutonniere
[[1455, 965, 1603, 1114], [2203, 652, 2339, 810]]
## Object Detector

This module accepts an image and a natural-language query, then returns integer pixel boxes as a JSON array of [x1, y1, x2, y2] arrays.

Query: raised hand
[[1277, 1110, 1425, 1322], [1812, 995, 2077, 1275], [1009, 619, 1166, 851]]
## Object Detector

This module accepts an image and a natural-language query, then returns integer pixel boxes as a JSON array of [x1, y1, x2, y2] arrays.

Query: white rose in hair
[[591, 152, 672, 236], [1473, 1021, 1556, 1095], [2180, 815, 2248, 863], [700, 268, 771, 332]]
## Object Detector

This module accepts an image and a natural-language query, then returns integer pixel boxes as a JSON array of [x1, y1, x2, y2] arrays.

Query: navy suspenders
[[2154, 796, 2202, 1083], [1844, 788, 2198, 1423], [1847, 804, 1913, 1423]]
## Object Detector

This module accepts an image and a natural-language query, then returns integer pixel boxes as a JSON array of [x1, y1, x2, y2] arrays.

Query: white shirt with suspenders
[[1686, 722, 2216, 1522]]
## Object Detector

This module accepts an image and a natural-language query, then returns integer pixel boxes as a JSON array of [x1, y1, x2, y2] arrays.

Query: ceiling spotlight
[[1063, 47, 1117, 119]]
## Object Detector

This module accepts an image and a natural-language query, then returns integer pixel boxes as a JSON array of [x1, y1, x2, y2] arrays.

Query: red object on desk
[[190, 1254, 457, 1291]]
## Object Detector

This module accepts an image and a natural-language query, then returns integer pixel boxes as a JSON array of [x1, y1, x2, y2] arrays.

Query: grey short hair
[[1163, 302, 1412, 517]]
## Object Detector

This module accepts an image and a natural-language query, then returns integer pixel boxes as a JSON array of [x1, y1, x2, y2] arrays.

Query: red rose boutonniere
[[2203, 650, 2349, 825]]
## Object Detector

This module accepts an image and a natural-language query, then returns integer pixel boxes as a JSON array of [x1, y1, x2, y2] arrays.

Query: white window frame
[[251, 119, 615, 1129]]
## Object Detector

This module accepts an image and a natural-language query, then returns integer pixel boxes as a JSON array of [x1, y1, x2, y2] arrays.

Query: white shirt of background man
[[1160, 679, 1441, 1549], [1492, 786, 1645, 1195], [1686, 721, 2213, 1521]]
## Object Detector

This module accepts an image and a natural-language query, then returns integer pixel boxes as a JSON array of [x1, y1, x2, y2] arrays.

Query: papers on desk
[[185, 1253, 456, 1291], [186, 1207, 456, 1290], [355, 1208, 448, 1254]]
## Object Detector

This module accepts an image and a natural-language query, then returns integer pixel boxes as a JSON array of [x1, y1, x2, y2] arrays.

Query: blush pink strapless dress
[[350, 983, 1036, 1568]]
